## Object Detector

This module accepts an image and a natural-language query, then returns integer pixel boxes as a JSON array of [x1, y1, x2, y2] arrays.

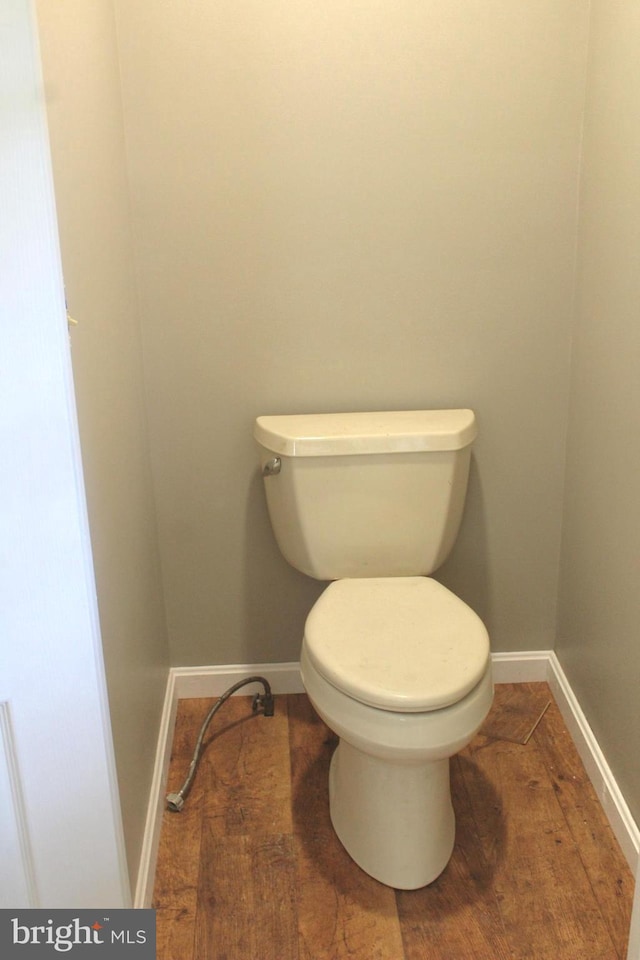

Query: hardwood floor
[[153, 684, 634, 959]]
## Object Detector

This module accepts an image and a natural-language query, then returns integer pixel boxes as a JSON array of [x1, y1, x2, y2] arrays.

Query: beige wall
[[557, 0, 640, 823], [35, 1, 170, 892], [114, 0, 590, 665]]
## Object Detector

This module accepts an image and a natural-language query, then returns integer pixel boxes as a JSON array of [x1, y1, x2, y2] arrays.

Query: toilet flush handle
[[262, 457, 281, 477]]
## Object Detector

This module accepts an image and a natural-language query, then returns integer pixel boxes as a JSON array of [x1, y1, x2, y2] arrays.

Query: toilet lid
[[303, 577, 490, 712]]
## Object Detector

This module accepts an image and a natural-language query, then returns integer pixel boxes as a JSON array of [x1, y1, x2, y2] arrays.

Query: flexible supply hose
[[165, 676, 274, 812]]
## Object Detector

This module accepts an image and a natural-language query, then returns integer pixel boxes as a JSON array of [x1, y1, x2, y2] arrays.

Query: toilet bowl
[[300, 575, 491, 889], [254, 409, 492, 889]]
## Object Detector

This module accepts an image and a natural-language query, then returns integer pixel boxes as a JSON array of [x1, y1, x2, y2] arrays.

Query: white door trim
[[0, 703, 38, 907], [1, 0, 130, 908]]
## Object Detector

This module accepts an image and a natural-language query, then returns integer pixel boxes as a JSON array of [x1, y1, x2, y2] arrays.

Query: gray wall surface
[[556, 0, 640, 825], [114, 0, 590, 664], [35, 1, 171, 894]]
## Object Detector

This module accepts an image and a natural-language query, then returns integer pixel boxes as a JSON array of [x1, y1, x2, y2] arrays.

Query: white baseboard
[[171, 661, 304, 700], [134, 653, 640, 908], [133, 670, 179, 909], [490, 649, 552, 683]]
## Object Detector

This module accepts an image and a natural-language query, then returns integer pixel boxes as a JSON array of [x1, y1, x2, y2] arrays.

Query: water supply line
[[165, 676, 275, 812]]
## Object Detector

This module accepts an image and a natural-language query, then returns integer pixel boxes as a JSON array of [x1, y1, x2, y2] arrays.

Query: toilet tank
[[254, 409, 477, 581]]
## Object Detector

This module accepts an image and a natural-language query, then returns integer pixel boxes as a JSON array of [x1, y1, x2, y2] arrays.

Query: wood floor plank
[[153, 700, 208, 960], [190, 695, 297, 959], [200, 694, 293, 836], [533, 699, 633, 958], [462, 722, 618, 960], [195, 830, 299, 960], [155, 907, 197, 960], [491, 821, 617, 960], [288, 694, 406, 960], [397, 754, 511, 960], [481, 681, 552, 744]]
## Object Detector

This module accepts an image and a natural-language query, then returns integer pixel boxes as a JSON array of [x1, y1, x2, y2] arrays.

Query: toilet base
[[329, 739, 455, 890]]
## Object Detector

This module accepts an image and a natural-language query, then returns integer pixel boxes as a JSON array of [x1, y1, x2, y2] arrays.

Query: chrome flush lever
[[262, 457, 281, 477]]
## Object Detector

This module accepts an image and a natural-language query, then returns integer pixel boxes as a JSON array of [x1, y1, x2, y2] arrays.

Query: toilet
[[254, 409, 492, 890]]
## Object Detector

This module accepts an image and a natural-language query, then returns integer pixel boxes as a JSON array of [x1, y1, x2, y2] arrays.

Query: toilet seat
[[303, 576, 490, 713]]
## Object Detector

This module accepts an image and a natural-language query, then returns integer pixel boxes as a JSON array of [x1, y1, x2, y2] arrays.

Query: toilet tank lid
[[254, 409, 476, 457]]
